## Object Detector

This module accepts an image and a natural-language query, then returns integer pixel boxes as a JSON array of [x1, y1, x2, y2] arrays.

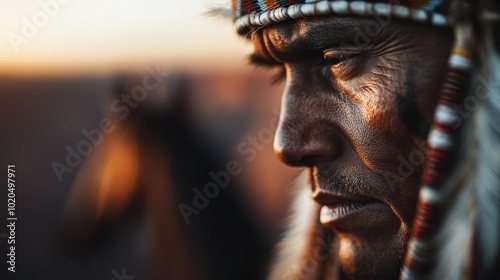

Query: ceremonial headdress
[[230, 1, 500, 279]]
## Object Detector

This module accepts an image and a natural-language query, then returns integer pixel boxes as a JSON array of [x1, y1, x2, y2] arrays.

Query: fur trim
[[268, 171, 336, 280], [204, 6, 233, 19]]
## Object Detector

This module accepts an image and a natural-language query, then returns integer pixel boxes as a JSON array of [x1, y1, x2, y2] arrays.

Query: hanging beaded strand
[[401, 23, 474, 280]]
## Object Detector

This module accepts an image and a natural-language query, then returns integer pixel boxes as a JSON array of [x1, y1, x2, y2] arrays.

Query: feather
[[429, 0, 500, 278], [474, 16, 500, 270], [204, 5, 234, 19]]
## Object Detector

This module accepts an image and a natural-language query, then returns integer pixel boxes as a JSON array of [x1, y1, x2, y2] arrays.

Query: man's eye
[[322, 51, 365, 81], [324, 53, 356, 67]]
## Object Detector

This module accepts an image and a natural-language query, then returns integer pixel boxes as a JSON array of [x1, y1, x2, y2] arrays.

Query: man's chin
[[335, 226, 408, 280]]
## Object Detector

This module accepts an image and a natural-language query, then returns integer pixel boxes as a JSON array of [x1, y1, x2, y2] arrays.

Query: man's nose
[[273, 81, 342, 167]]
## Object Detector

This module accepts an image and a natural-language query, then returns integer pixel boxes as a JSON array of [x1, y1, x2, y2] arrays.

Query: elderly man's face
[[251, 17, 453, 278]]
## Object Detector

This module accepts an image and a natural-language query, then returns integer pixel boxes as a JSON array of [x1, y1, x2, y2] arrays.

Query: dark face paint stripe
[[397, 67, 431, 139]]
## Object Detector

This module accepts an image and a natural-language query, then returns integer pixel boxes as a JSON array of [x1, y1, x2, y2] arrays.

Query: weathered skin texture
[[250, 17, 453, 279]]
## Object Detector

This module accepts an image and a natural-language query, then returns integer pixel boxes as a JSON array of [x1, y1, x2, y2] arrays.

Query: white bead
[[235, 16, 248, 32], [234, 18, 242, 32], [373, 3, 391, 17], [410, 8, 428, 22], [350, 1, 367, 16], [431, 13, 448, 26], [259, 12, 272, 26], [300, 3, 315, 16], [420, 186, 443, 204], [272, 8, 280, 22], [276, 8, 288, 21], [244, 15, 251, 28], [330, 1, 348, 14], [288, 5, 302, 19], [393, 5, 410, 18], [449, 54, 473, 70], [251, 13, 262, 26], [428, 129, 453, 149], [315, 1, 331, 15], [407, 239, 429, 261], [407, 239, 431, 265], [435, 105, 459, 125], [401, 268, 418, 280], [268, 9, 277, 22]]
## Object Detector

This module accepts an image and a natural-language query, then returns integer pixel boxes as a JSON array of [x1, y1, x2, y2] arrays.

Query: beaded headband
[[232, 0, 452, 36]]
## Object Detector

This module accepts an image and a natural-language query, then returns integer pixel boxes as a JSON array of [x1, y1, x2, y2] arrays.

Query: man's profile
[[228, 0, 500, 279]]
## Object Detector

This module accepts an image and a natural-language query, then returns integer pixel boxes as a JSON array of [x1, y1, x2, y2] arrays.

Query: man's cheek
[[359, 93, 402, 137], [359, 88, 427, 144], [341, 79, 401, 134]]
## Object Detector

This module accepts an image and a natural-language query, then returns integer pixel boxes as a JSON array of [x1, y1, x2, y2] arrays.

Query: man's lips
[[320, 201, 377, 223], [312, 190, 392, 233]]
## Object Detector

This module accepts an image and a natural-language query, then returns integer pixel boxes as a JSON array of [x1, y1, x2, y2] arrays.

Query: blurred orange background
[[0, 1, 302, 279], [0, 0, 252, 74]]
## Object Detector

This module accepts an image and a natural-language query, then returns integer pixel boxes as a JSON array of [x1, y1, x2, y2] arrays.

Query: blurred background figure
[[61, 69, 298, 280], [0, 1, 301, 279]]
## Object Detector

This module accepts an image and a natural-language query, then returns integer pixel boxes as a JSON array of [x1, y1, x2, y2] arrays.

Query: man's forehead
[[251, 16, 381, 61]]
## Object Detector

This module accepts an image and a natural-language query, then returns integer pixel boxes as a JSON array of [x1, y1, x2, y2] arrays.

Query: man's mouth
[[313, 190, 392, 233]]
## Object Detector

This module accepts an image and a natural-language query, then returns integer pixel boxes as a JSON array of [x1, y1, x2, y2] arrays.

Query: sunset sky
[[0, 0, 253, 74]]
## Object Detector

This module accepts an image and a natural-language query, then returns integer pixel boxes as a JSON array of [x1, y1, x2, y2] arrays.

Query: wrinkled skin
[[251, 16, 453, 279]]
